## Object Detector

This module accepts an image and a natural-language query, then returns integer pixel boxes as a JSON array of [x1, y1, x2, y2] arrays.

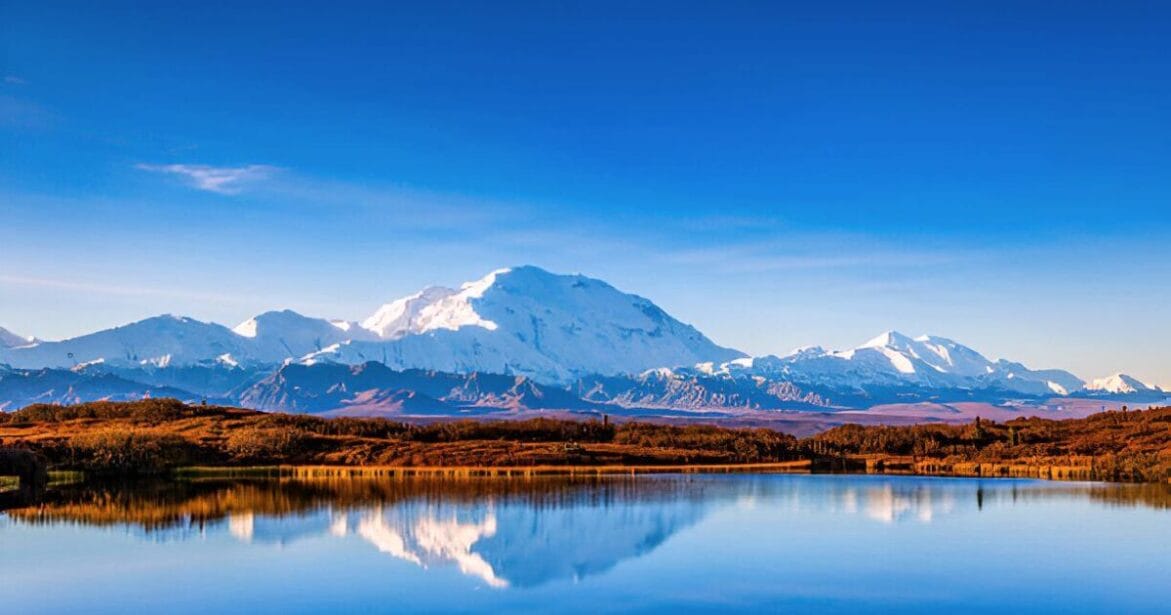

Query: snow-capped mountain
[[303, 266, 745, 383], [361, 285, 473, 339], [0, 326, 36, 349], [0, 267, 1161, 412], [233, 309, 378, 359], [0, 266, 741, 384], [706, 331, 1086, 397], [0, 315, 252, 369], [1085, 373, 1163, 395]]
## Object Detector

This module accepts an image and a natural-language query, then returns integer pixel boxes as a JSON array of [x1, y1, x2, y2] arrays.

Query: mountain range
[[0, 266, 1163, 417]]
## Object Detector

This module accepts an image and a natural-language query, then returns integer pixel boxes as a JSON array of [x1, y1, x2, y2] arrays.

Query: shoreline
[[169, 458, 1155, 484], [174, 460, 815, 479]]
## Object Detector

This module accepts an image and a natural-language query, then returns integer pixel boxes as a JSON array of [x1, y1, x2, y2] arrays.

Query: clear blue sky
[[2, 1, 1169, 385]]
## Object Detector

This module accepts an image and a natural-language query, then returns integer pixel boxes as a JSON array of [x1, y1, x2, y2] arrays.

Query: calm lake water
[[2, 474, 1170, 613]]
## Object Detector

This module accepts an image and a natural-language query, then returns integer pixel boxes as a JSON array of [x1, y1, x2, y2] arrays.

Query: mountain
[[236, 361, 596, 415], [1085, 373, 1163, 395], [81, 363, 269, 400], [361, 285, 469, 339], [0, 267, 1160, 415], [238, 362, 456, 414], [0, 315, 251, 369], [0, 326, 35, 349], [708, 331, 1087, 400], [304, 266, 745, 383], [0, 311, 379, 371], [232, 309, 378, 359], [0, 365, 206, 411], [574, 369, 828, 411], [0, 267, 742, 384], [988, 360, 1086, 396]]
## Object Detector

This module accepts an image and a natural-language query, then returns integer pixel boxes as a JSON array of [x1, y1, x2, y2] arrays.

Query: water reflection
[[835, 484, 958, 523], [4, 475, 1170, 590]]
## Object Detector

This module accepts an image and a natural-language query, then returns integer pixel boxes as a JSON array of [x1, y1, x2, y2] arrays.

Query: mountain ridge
[[0, 267, 1159, 406], [0, 266, 741, 384], [0, 326, 36, 349]]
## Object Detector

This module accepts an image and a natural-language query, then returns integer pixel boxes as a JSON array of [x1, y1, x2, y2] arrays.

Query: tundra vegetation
[[0, 399, 1168, 483]]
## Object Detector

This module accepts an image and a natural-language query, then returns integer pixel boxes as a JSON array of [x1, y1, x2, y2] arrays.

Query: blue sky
[[2, 1, 1169, 385]]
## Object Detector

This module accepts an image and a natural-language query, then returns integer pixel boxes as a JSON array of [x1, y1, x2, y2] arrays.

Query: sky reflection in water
[[2, 474, 1170, 613]]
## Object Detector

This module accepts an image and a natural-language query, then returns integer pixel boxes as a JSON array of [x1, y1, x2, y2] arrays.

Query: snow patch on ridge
[[361, 277, 502, 339], [233, 318, 259, 338], [1086, 373, 1161, 394]]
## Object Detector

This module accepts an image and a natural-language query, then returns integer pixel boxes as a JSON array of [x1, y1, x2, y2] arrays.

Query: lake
[[3, 474, 1170, 613]]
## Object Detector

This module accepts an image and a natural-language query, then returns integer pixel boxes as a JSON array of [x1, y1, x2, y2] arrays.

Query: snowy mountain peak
[[0, 314, 245, 370], [233, 309, 378, 359], [860, 330, 916, 349], [1086, 373, 1161, 394], [235, 310, 323, 338], [0, 326, 36, 349], [711, 330, 1088, 398], [0, 266, 741, 381], [362, 286, 461, 339], [461, 266, 513, 295], [233, 317, 262, 338], [361, 267, 524, 340], [313, 265, 745, 382], [851, 331, 1000, 379], [362, 266, 613, 341]]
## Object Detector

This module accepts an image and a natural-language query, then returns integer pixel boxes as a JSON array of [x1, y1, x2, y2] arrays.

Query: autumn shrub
[[68, 429, 194, 474], [410, 418, 616, 444], [225, 428, 312, 462], [810, 423, 985, 456], [256, 414, 413, 439], [614, 424, 799, 462], [9, 398, 219, 424]]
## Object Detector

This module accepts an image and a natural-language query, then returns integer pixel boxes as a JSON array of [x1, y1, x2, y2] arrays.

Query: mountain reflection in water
[[4, 475, 1171, 590]]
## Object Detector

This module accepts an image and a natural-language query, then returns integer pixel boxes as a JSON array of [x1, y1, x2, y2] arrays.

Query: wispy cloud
[[136, 163, 277, 194], [0, 273, 251, 305], [4, 75, 27, 85]]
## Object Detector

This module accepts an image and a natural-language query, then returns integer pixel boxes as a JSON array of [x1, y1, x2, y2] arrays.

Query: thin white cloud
[[0, 273, 249, 304], [136, 163, 277, 194], [4, 75, 27, 85]]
